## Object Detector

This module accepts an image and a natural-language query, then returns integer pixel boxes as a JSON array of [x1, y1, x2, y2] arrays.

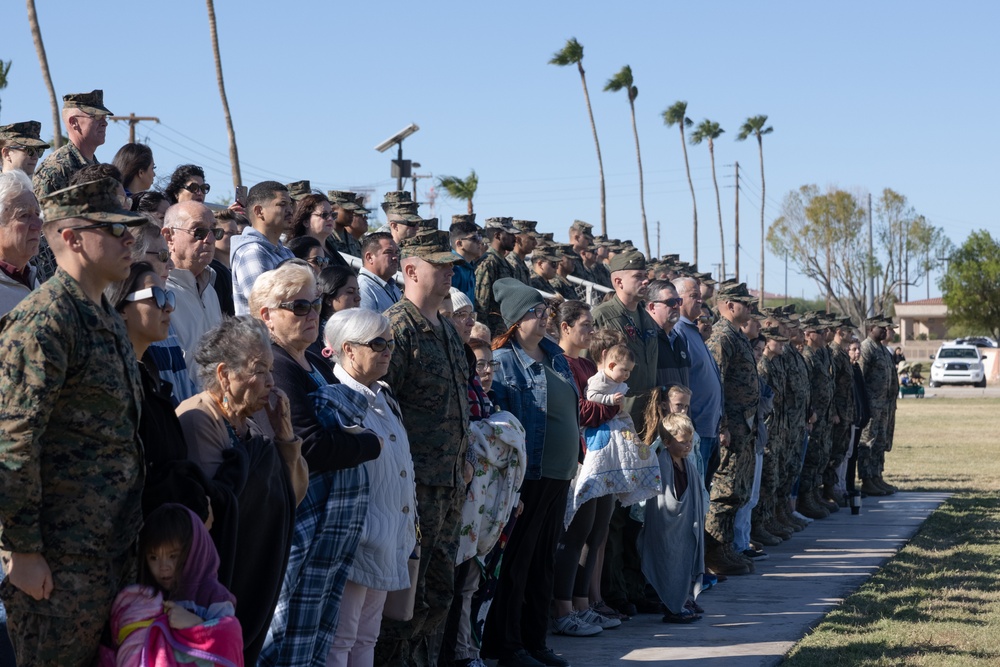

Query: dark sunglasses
[[651, 297, 683, 308], [56, 220, 142, 237], [277, 297, 322, 316], [7, 145, 43, 158], [146, 249, 171, 263], [351, 337, 395, 353], [182, 182, 211, 195], [475, 360, 501, 373], [174, 226, 225, 241], [125, 286, 175, 311], [697, 315, 713, 324], [307, 256, 331, 268]]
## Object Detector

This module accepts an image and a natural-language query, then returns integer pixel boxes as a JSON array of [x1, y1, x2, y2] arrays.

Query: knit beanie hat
[[450, 287, 473, 312], [493, 277, 544, 328]]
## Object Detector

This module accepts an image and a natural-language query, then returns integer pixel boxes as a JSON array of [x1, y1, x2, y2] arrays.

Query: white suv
[[929, 344, 986, 387]]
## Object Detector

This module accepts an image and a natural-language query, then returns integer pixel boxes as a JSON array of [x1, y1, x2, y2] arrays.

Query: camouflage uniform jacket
[[573, 259, 611, 300], [802, 344, 834, 420], [883, 344, 900, 395], [32, 142, 98, 199], [591, 295, 659, 426], [505, 252, 532, 286], [758, 353, 787, 435], [550, 274, 581, 301], [783, 345, 811, 432], [829, 342, 855, 425], [385, 298, 470, 488], [859, 338, 893, 407], [474, 247, 515, 336], [706, 318, 760, 437], [328, 227, 363, 259], [0, 270, 144, 557]]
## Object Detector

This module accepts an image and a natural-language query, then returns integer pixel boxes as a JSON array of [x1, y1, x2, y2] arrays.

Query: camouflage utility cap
[[512, 219, 538, 235], [608, 250, 646, 273], [0, 121, 50, 148], [400, 230, 461, 264], [451, 213, 477, 226], [716, 281, 757, 304], [42, 177, 146, 224], [761, 325, 789, 342], [570, 219, 593, 235], [539, 232, 555, 242], [555, 245, 579, 260], [381, 190, 414, 211], [328, 190, 363, 211], [696, 271, 717, 286], [484, 217, 518, 234], [63, 89, 113, 116], [800, 315, 825, 332], [286, 180, 311, 200], [417, 217, 439, 232]]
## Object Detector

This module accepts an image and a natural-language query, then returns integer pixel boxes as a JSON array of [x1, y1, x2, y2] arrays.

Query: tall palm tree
[[437, 169, 478, 214], [26, 0, 61, 149], [663, 101, 697, 263], [0, 61, 11, 120], [549, 38, 607, 237], [604, 66, 650, 258], [690, 119, 726, 278], [205, 0, 241, 188], [737, 115, 773, 305]]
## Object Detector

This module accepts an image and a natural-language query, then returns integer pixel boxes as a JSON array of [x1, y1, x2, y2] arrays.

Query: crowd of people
[[0, 90, 902, 667]]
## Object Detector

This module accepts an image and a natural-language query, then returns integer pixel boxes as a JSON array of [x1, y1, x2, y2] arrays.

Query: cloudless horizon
[[2, 1, 996, 301]]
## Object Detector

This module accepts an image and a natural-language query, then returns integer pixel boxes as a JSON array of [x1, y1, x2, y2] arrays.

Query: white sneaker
[[552, 611, 603, 636], [579, 606, 622, 629], [791, 510, 814, 524]]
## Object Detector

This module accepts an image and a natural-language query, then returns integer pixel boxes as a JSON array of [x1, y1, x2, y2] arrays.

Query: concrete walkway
[[547, 491, 950, 666]]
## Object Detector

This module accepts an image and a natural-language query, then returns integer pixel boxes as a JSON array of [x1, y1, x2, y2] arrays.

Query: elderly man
[[357, 231, 401, 312], [474, 217, 518, 336], [163, 201, 224, 385], [644, 279, 689, 388], [703, 282, 760, 576], [0, 171, 42, 316], [231, 181, 294, 315], [448, 214, 481, 304], [506, 219, 537, 285], [0, 122, 50, 177], [0, 178, 144, 667], [378, 230, 468, 667], [382, 191, 421, 245], [327, 190, 366, 259]]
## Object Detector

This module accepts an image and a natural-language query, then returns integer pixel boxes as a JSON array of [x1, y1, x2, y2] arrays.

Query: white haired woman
[[249, 262, 382, 667], [323, 308, 418, 667], [0, 170, 42, 316]]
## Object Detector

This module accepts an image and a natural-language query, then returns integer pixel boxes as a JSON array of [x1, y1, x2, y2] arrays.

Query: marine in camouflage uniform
[[753, 326, 790, 540], [378, 231, 469, 667], [505, 220, 537, 286], [778, 314, 811, 520], [827, 321, 856, 498], [285, 179, 312, 201], [858, 318, 894, 495], [326, 190, 366, 259], [798, 316, 836, 518], [879, 324, 900, 493], [474, 218, 517, 337], [0, 178, 145, 667], [704, 283, 760, 571]]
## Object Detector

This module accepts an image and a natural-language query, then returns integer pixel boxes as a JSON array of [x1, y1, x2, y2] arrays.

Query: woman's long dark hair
[[317, 265, 357, 322]]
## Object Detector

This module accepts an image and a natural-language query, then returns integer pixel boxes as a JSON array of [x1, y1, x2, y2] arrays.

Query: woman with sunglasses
[[165, 164, 210, 204], [323, 307, 418, 667], [288, 236, 332, 277], [290, 193, 350, 268], [107, 261, 214, 522], [250, 263, 382, 667], [481, 278, 581, 667]]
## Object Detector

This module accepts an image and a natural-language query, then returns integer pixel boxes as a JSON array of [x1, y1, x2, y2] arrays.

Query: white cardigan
[[335, 364, 418, 591]]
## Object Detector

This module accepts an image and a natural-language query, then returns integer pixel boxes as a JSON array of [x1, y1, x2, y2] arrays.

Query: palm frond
[[603, 65, 633, 93], [549, 37, 584, 66], [661, 100, 689, 127]]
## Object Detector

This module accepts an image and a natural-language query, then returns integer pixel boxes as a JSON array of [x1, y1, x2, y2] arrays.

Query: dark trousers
[[553, 494, 614, 601], [482, 477, 569, 657]]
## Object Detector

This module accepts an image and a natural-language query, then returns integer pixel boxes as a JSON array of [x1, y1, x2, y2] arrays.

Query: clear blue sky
[[3, 1, 996, 300]]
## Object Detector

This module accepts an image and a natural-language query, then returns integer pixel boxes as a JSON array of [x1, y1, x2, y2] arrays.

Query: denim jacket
[[491, 336, 579, 481]]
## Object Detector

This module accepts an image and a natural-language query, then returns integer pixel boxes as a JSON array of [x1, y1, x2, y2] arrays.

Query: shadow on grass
[[783, 492, 1000, 665]]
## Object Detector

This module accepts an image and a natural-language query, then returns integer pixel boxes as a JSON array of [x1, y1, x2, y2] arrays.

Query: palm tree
[[549, 38, 607, 237], [205, 0, 241, 188], [0, 61, 11, 120], [26, 0, 61, 149], [690, 119, 726, 278], [604, 66, 650, 258], [663, 101, 697, 264], [437, 169, 478, 214], [736, 115, 773, 306]]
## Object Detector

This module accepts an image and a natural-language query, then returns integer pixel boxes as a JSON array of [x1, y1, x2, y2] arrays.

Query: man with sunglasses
[[381, 191, 422, 245], [448, 214, 482, 304], [644, 279, 690, 389], [0, 177, 146, 667], [0, 121, 50, 177], [163, 202, 224, 387]]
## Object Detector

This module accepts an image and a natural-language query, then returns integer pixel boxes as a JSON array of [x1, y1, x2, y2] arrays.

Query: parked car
[[954, 337, 998, 348], [929, 344, 986, 387]]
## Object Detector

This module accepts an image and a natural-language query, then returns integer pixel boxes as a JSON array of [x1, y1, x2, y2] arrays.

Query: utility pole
[[867, 193, 874, 316], [784, 250, 788, 306], [656, 220, 660, 258], [109, 113, 160, 143], [734, 161, 740, 283]]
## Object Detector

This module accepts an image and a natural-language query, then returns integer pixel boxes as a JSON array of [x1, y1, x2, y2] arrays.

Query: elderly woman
[[324, 308, 417, 667], [176, 316, 308, 665], [0, 170, 42, 316], [482, 278, 580, 667], [249, 263, 382, 667]]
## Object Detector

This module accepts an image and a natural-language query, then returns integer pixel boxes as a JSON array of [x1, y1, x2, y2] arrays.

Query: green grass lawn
[[784, 398, 1000, 666]]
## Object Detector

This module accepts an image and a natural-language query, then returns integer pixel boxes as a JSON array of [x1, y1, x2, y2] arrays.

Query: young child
[[637, 413, 706, 624], [103, 504, 243, 667], [586, 343, 635, 406]]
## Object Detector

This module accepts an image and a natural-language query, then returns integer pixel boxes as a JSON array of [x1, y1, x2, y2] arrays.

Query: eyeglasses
[[351, 337, 396, 353], [392, 219, 419, 228], [146, 249, 171, 262], [119, 195, 132, 210], [311, 211, 334, 221], [73, 113, 108, 122], [6, 145, 43, 158], [459, 235, 482, 243], [306, 256, 331, 268], [650, 297, 683, 308], [173, 226, 225, 241], [56, 220, 142, 237], [277, 297, 322, 316], [526, 305, 549, 320], [475, 360, 501, 373], [697, 316, 713, 324], [450, 309, 475, 322], [181, 182, 211, 195], [125, 286, 175, 311]]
